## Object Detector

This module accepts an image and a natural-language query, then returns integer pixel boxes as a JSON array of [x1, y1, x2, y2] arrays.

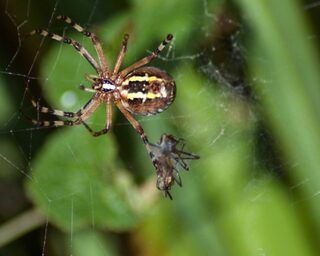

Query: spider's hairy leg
[[114, 99, 152, 152], [23, 82, 104, 132], [56, 15, 108, 74], [84, 74, 100, 83], [120, 34, 173, 77], [28, 119, 75, 127], [113, 34, 129, 75], [26, 116, 97, 135], [82, 97, 113, 136], [24, 83, 77, 118], [79, 85, 97, 93], [27, 29, 100, 73], [84, 74, 103, 90]]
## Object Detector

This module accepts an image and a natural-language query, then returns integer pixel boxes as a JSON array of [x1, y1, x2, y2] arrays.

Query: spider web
[[1, 0, 320, 255]]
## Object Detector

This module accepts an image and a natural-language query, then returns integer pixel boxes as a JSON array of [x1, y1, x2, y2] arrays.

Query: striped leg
[[24, 84, 99, 133], [26, 113, 106, 137], [24, 85, 78, 118], [114, 99, 152, 153], [24, 96, 82, 128], [29, 97, 112, 137], [22, 105, 101, 135], [113, 34, 129, 75], [79, 84, 97, 93], [120, 34, 173, 77], [57, 15, 108, 73], [30, 119, 75, 127], [27, 29, 100, 73], [26, 89, 112, 136], [82, 97, 113, 137], [25, 104, 105, 137]]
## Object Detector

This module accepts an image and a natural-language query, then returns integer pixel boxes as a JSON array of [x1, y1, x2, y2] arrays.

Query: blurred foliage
[[1, 0, 320, 255]]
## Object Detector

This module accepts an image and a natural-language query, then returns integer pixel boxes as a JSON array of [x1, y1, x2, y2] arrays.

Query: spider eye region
[[101, 79, 116, 92]]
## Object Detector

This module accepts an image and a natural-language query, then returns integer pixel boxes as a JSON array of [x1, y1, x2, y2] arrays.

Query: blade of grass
[[237, 0, 320, 233]]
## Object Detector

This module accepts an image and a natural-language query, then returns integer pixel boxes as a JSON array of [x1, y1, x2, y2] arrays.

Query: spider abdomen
[[120, 67, 176, 116]]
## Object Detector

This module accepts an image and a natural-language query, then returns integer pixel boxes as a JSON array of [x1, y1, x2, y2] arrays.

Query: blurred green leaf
[[26, 125, 138, 231], [70, 230, 118, 256], [231, 180, 314, 256], [237, 0, 320, 236]]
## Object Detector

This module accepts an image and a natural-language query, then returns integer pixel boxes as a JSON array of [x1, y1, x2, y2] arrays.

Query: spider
[[25, 16, 176, 158], [149, 134, 200, 199]]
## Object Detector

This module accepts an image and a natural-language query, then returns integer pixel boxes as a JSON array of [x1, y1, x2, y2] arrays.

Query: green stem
[[0, 208, 46, 247]]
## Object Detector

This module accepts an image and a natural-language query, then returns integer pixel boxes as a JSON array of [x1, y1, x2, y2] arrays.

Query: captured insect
[[149, 134, 200, 199], [25, 16, 175, 160]]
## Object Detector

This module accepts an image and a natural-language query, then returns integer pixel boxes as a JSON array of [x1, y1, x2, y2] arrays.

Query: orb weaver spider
[[25, 16, 175, 162]]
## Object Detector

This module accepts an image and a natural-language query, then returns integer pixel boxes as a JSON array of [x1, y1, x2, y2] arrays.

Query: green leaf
[[70, 230, 118, 256], [26, 124, 138, 231], [237, 0, 320, 232]]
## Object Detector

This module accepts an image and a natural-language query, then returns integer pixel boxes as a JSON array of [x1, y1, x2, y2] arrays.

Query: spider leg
[[113, 34, 129, 75], [114, 99, 152, 152], [24, 112, 104, 139], [23, 104, 100, 132], [84, 74, 100, 83], [28, 118, 76, 127], [81, 96, 113, 137], [79, 84, 97, 93], [57, 15, 108, 74], [24, 84, 78, 118], [27, 29, 100, 73], [120, 34, 173, 77], [23, 82, 103, 131]]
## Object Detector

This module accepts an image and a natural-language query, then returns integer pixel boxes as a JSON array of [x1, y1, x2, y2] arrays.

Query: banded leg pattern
[[82, 122, 110, 137], [28, 29, 100, 72], [113, 33, 130, 75], [31, 119, 75, 127], [115, 100, 152, 153], [24, 84, 78, 118], [57, 15, 108, 73], [120, 34, 173, 77]]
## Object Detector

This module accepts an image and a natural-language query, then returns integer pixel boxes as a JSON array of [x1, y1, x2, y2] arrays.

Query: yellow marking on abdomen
[[122, 75, 164, 85], [127, 92, 161, 101]]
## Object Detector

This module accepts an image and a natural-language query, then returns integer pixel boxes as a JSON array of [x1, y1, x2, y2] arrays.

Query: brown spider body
[[120, 67, 176, 116], [26, 16, 174, 138]]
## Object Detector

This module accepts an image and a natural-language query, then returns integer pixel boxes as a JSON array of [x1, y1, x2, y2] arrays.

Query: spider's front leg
[[57, 15, 108, 74], [81, 96, 113, 137], [26, 29, 101, 73]]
